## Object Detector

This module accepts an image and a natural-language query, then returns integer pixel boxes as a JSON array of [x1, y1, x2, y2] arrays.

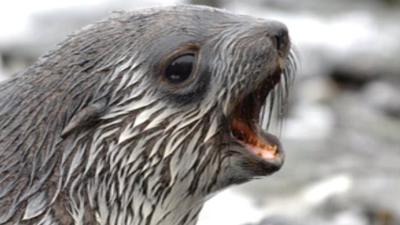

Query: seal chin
[[227, 67, 285, 176]]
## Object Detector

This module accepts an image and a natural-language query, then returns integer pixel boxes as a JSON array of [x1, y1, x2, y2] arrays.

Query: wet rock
[[329, 66, 378, 91], [363, 81, 400, 118], [187, 0, 224, 7], [382, 0, 400, 6]]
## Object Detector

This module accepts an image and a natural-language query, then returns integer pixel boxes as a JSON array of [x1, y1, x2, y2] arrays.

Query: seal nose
[[266, 21, 290, 55]]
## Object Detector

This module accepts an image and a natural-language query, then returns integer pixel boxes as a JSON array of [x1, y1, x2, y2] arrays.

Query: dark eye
[[165, 53, 195, 84]]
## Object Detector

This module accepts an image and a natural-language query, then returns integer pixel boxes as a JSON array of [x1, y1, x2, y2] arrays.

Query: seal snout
[[265, 21, 290, 56]]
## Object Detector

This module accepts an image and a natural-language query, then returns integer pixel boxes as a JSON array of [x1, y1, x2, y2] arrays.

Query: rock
[[363, 81, 400, 118], [187, 0, 224, 7]]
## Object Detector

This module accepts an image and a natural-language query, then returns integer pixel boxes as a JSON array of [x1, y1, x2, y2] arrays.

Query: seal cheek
[[61, 100, 108, 138]]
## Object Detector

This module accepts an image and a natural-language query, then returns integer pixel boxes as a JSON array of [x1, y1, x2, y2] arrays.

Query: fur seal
[[0, 5, 296, 225]]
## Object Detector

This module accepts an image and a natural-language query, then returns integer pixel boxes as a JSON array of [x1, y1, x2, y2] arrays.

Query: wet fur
[[0, 5, 295, 225]]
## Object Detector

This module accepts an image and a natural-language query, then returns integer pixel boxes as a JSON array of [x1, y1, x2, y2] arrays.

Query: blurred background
[[1, 0, 399, 224]]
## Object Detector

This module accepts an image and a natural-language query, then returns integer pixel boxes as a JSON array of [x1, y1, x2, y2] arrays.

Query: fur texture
[[0, 5, 296, 225]]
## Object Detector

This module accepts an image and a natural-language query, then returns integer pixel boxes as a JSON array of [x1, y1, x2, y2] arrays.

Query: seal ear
[[61, 100, 107, 138]]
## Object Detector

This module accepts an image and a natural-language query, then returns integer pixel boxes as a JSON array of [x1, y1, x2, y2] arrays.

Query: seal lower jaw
[[228, 68, 285, 175]]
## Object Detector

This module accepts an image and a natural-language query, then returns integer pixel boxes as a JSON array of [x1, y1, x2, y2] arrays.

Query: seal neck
[[81, 176, 206, 225]]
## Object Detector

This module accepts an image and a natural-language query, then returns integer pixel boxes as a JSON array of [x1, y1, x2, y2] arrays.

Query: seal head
[[0, 5, 296, 225]]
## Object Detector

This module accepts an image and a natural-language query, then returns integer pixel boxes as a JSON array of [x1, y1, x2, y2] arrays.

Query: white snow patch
[[198, 189, 264, 225]]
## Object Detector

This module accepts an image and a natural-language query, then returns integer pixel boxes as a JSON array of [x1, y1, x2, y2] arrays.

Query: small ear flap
[[61, 100, 107, 138]]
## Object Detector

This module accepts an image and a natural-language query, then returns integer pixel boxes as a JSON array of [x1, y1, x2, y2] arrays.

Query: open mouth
[[229, 68, 285, 167]]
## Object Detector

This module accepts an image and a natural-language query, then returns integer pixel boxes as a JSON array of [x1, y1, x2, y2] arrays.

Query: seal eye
[[165, 53, 195, 84]]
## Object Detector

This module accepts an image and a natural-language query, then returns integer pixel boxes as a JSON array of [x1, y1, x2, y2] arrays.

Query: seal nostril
[[274, 33, 284, 52], [267, 21, 289, 53], [273, 29, 289, 53]]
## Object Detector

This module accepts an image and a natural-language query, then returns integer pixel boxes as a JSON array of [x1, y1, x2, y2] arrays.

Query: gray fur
[[0, 5, 296, 225]]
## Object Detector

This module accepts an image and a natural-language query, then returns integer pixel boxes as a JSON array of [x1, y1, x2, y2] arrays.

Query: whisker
[[266, 89, 275, 130], [260, 48, 298, 135], [260, 99, 266, 130]]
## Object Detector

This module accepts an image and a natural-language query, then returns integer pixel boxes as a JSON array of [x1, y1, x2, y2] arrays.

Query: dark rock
[[187, 0, 224, 7], [329, 66, 377, 91]]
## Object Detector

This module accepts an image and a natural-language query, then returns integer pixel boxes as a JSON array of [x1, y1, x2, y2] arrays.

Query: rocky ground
[[1, 1, 399, 225]]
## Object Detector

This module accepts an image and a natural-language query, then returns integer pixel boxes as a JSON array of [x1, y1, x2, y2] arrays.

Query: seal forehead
[[122, 5, 255, 38]]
